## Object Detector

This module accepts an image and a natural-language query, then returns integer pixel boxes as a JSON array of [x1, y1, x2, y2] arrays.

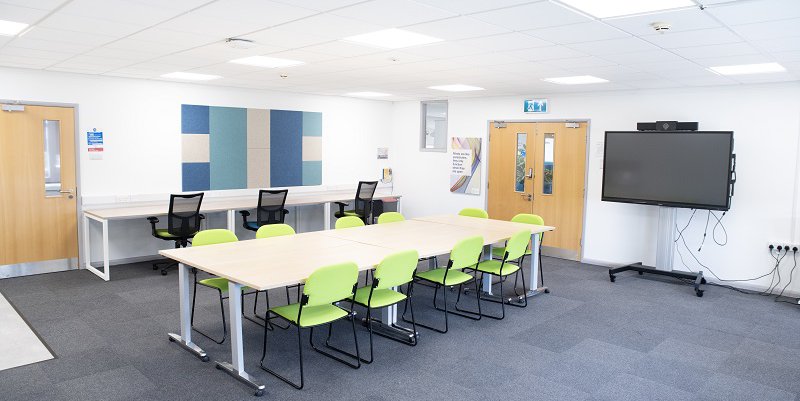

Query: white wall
[[0, 67, 393, 263], [390, 83, 800, 293]]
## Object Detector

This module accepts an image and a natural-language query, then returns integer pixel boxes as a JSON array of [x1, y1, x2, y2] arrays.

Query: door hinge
[[493, 121, 507, 128]]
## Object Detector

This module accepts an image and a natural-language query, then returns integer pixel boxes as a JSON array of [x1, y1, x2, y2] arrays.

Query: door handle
[[60, 188, 75, 199], [521, 193, 532, 201], [526, 168, 533, 178]]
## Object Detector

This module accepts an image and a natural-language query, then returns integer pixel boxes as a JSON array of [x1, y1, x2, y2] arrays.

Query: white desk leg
[[168, 263, 208, 361], [396, 198, 402, 214], [84, 215, 111, 281], [82, 214, 91, 271], [101, 219, 110, 281], [227, 210, 235, 231], [216, 281, 265, 396], [323, 201, 331, 230], [481, 244, 493, 295], [526, 233, 547, 298]]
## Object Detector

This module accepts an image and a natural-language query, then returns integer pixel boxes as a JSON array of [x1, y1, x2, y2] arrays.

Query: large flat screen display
[[602, 131, 734, 211]]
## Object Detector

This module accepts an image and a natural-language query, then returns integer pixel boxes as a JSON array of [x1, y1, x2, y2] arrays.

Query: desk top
[[84, 189, 401, 220], [412, 214, 555, 233], [160, 215, 554, 291]]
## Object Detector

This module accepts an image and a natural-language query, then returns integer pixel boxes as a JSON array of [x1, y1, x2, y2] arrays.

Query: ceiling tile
[[605, 8, 721, 37], [38, 13, 145, 37], [0, 0, 67, 9], [455, 32, 552, 52], [125, 0, 212, 11], [300, 41, 385, 57], [624, 79, 680, 89], [671, 74, 738, 86], [541, 55, 617, 69], [0, 3, 51, 23], [410, 0, 537, 15], [731, 18, 800, 41], [643, 27, 742, 48], [156, 12, 267, 38], [691, 54, 776, 67], [670, 42, 761, 59], [399, 42, 486, 58], [600, 49, 684, 64], [706, 0, 800, 25], [526, 22, 629, 44], [471, 1, 590, 31], [445, 52, 526, 67], [331, 0, 456, 27], [270, 14, 384, 40], [772, 51, 800, 62], [192, 0, 317, 26], [0, 45, 73, 60], [730, 71, 798, 84], [755, 36, 800, 53], [405, 16, 510, 40], [243, 25, 330, 49], [270, 0, 365, 12], [126, 27, 223, 48], [505, 45, 586, 61], [567, 37, 658, 55], [58, 0, 184, 25], [19, 27, 117, 47], [6, 37, 95, 53]]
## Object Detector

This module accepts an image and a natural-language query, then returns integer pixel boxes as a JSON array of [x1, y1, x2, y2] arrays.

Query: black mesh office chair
[[334, 181, 378, 225], [239, 189, 290, 232], [147, 193, 204, 276]]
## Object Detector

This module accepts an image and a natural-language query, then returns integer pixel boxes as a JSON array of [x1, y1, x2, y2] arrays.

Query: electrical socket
[[768, 242, 800, 252]]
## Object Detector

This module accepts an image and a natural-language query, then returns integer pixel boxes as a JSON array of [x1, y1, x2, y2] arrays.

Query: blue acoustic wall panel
[[270, 110, 303, 187], [302, 161, 322, 185], [182, 163, 210, 191], [209, 106, 247, 190], [302, 111, 322, 137], [182, 104, 209, 134]]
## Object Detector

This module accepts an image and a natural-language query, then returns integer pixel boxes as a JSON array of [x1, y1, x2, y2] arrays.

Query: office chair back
[[257, 189, 289, 225], [167, 193, 204, 238], [354, 181, 378, 222]]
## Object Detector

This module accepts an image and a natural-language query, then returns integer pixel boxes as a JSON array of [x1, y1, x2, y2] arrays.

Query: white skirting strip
[[0, 293, 53, 371]]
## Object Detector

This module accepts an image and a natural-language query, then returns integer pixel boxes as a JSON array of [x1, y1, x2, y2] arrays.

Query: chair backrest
[[193, 229, 238, 247], [303, 262, 358, 307], [458, 208, 489, 219], [167, 193, 204, 238], [256, 223, 295, 239], [353, 181, 378, 220], [256, 189, 288, 225], [511, 213, 544, 226], [377, 212, 405, 224], [336, 216, 365, 229], [374, 250, 419, 289], [448, 236, 484, 270], [503, 230, 530, 261]]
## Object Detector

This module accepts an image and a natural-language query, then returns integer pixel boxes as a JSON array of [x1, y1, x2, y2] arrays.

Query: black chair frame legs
[[260, 313, 361, 390], [251, 290, 290, 331], [402, 277, 481, 334], [191, 284, 227, 344], [359, 284, 418, 364], [474, 269, 529, 320]]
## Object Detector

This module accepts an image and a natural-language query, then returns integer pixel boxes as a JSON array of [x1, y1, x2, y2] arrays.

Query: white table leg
[[525, 233, 547, 298], [216, 281, 265, 396], [168, 263, 208, 361], [481, 244, 493, 295], [396, 197, 402, 214], [84, 215, 111, 281], [323, 201, 331, 230], [227, 210, 235, 231], [82, 214, 91, 270]]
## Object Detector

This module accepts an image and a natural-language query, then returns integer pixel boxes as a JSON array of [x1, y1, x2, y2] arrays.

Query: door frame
[[0, 99, 83, 277], [483, 118, 592, 261]]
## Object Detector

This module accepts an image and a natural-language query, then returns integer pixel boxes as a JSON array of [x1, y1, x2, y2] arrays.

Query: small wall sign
[[87, 128, 103, 160], [524, 99, 548, 113]]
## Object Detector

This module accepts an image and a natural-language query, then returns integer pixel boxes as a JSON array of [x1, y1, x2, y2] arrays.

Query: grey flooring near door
[[0, 257, 798, 401]]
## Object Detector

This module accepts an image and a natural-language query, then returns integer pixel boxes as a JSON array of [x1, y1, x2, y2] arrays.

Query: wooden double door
[[488, 121, 587, 260]]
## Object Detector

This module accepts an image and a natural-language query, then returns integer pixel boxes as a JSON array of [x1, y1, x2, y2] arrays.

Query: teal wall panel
[[302, 160, 322, 186], [302, 111, 322, 137], [209, 106, 247, 190]]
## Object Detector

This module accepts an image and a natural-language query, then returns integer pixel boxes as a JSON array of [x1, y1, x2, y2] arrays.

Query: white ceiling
[[0, 0, 798, 100]]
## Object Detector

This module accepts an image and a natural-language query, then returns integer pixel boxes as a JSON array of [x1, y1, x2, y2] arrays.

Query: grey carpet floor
[[1, 257, 799, 401]]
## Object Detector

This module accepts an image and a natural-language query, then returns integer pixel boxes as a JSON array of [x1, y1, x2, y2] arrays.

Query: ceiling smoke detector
[[650, 22, 671, 33], [225, 38, 256, 49]]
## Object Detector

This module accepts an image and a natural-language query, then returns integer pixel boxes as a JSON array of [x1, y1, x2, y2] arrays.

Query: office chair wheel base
[[168, 337, 175, 342], [609, 275, 616, 282], [152, 265, 158, 270], [544, 288, 550, 294], [201, 355, 210, 362], [695, 290, 704, 297], [254, 389, 264, 397]]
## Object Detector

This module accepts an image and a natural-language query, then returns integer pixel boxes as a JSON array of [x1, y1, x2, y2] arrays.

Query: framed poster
[[450, 137, 482, 195]]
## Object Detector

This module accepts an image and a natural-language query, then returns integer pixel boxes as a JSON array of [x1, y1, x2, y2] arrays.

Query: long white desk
[[159, 215, 553, 395], [82, 190, 401, 280]]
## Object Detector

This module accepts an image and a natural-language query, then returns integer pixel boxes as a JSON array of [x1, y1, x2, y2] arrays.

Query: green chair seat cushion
[[415, 268, 473, 286], [349, 287, 406, 308], [491, 246, 531, 259], [270, 303, 348, 327], [154, 229, 178, 239], [474, 259, 520, 276], [198, 277, 249, 292]]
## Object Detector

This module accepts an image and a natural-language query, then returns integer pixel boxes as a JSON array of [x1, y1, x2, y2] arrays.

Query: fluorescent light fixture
[[553, 0, 695, 19], [428, 84, 485, 92], [229, 56, 305, 68], [543, 75, 609, 85], [344, 28, 443, 49], [708, 62, 786, 76], [0, 19, 29, 36], [345, 91, 391, 97], [161, 72, 221, 81]]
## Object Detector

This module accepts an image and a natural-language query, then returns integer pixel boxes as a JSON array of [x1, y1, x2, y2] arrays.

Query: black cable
[[710, 211, 728, 246], [698, 210, 711, 252], [774, 250, 798, 301]]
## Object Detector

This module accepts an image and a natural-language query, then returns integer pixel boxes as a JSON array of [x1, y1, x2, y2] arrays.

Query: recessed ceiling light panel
[[345, 92, 391, 97], [708, 62, 786, 76], [0, 19, 29, 36], [161, 72, 221, 81], [344, 29, 443, 49], [553, 0, 695, 19], [428, 84, 485, 92], [229, 56, 305, 68], [542, 75, 609, 85]]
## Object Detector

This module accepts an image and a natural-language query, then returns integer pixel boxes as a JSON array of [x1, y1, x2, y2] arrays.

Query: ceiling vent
[[650, 22, 672, 33], [225, 38, 256, 49]]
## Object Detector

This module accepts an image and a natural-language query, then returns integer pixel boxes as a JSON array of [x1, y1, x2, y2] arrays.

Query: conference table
[[160, 215, 554, 396], [81, 189, 400, 281]]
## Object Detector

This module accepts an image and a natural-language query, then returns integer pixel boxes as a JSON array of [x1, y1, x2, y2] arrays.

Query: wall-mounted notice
[[524, 98, 548, 113], [377, 147, 388, 159], [87, 129, 103, 160], [450, 137, 482, 195]]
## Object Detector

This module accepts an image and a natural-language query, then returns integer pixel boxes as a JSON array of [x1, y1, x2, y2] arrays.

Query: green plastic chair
[[190, 229, 250, 344], [492, 213, 546, 290], [403, 236, 483, 333], [350, 250, 419, 363], [458, 208, 489, 218], [469, 229, 531, 319], [256, 223, 296, 239], [335, 215, 365, 229], [377, 212, 405, 224], [260, 262, 361, 389]]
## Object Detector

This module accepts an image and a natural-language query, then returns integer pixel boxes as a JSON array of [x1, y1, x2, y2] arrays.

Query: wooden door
[[531, 122, 587, 259], [0, 105, 78, 266], [487, 122, 535, 221]]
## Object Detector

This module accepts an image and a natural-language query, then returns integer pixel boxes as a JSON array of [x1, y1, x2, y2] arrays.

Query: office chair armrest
[[146, 216, 159, 236], [282, 208, 290, 216], [334, 201, 349, 214], [239, 210, 250, 226]]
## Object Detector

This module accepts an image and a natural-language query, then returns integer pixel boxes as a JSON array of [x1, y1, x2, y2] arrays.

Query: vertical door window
[[543, 133, 554, 195], [514, 133, 527, 192], [43, 120, 61, 196]]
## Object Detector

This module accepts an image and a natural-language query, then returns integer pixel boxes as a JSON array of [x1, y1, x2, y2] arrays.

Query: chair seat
[[270, 303, 349, 327], [474, 259, 520, 276], [334, 210, 360, 218], [350, 287, 406, 308], [491, 246, 531, 259], [245, 221, 260, 231], [416, 268, 473, 286], [198, 277, 249, 292], [154, 229, 178, 239]]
